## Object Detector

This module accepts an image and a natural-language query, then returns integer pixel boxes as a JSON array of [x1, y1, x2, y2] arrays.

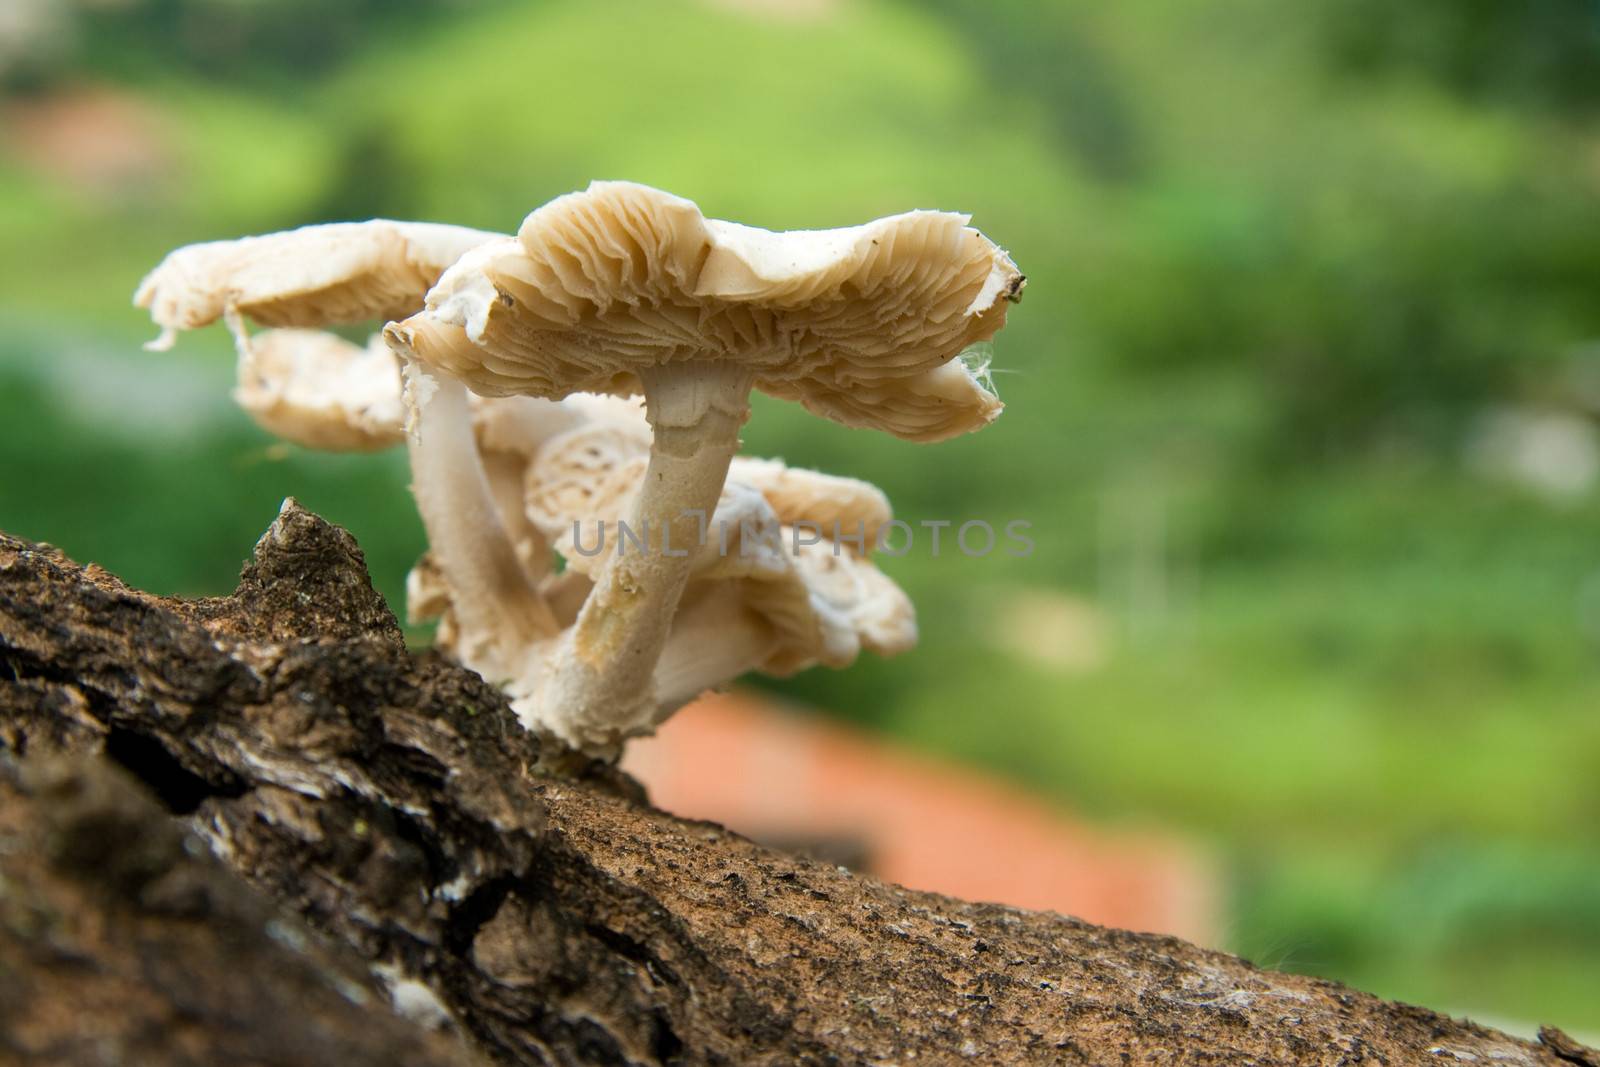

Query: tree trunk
[[0, 754, 478, 1066], [0, 500, 1590, 1066]]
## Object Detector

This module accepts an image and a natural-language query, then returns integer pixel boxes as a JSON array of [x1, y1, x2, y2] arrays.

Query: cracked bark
[[0, 500, 1591, 1066], [0, 754, 478, 1067]]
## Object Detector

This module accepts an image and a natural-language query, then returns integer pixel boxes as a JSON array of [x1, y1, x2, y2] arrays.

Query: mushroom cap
[[725, 456, 890, 548], [225, 324, 600, 465], [748, 535, 918, 672], [524, 422, 654, 540], [517, 413, 915, 675], [522, 411, 894, 561], [405, 551, 456, 633], [473, 392, 644, 460], [233, 329, 406, 452], [662, 483, 916, 675], [385, 181, 1022, 442], [136, 219, 503, 347]]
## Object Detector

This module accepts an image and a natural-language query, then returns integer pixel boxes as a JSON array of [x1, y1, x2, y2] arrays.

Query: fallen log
[[0, 501, 1588, 1066]]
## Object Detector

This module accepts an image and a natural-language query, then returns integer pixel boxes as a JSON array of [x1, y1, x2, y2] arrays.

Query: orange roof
[[624, 690, 1217, 944]]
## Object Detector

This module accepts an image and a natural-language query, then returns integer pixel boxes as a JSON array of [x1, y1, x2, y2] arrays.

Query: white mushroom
[[409, 395, 916, 735], [135, 186, 1022, 759], [135, 218, 564, 668], [723, 457, 891, 550], [387, 180, 1021, 750], [513, 410, 916, 728], [135, 219, 503, 350], [231, 323, 564, 587], [233, 329, 405, 452], [401, 360, 558, 684]]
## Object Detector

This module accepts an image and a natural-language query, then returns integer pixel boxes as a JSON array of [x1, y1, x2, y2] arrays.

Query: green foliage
[[1320, 0, 1600, 116], [48, 0, 500, 86], [1233, 841, 1600, 1026], [0, 334, 423, 607]]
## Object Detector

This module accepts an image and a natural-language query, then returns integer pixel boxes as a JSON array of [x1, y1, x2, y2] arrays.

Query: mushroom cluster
[[136, 181, 1023, 757]]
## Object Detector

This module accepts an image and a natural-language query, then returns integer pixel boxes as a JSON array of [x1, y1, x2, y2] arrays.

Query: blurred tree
[[920, 0, 1147, 183], [953, 0, 1600, 467], [33, 0, 508, 86], [1321, 0, 1600, 117], [304, 121, 418, 224]]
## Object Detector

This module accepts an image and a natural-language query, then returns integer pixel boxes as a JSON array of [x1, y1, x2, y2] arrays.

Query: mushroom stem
[[479, 447, 553, 581], [524, 362, 754, 751], [406, 368, 559, 666], [652, 585, 781, 713]]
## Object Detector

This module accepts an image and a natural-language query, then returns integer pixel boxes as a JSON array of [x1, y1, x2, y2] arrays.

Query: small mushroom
[[400, 361, 559, 682], [508, 403, 915, 733], [135, 219, 503, 350], [647, 480, 916, 708], [233, 329, 405, 452], [209, 332, 638, 704], [406, 392, 914, 737], [225, 320, 567, 586], [386, 181, 1021, 749], [135, 219, 563, 676], [574, 476, 916, 717], [723, 457, 891, 550], [523, 416, 891, 571]]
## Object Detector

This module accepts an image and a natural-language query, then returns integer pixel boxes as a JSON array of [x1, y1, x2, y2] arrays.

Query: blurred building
[[625, 690, 1218, 945]]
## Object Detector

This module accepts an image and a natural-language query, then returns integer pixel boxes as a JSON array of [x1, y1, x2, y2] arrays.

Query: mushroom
[[722, 457, 891, 549], [386, 180, 1021, 750], [185, 314, 616, 704], [134, 219, 567, 677], [135, 219, 502, 350], [232, 329, 405, 452], [644, 483, 917, 712], [400, 360, 559, 685], [445, 392, 648, 634], [405, 392, 914, 737], [225, 320, 571, 586], [511, 412, 918, 721], [521, 415, 892, 572]]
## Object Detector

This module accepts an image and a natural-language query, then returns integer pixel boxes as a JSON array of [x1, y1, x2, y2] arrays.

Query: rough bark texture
[[0, 755, 478, 1067], [0, 500, 1591, 1066]]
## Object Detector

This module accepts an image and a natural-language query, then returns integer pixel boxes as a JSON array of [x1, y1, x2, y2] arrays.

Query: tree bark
[[0, 754, 479, 1066], [0, 500, 1590, 1067]]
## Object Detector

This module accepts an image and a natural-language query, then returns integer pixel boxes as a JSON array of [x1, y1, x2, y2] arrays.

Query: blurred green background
[[2, 0, 1597, 1033]]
